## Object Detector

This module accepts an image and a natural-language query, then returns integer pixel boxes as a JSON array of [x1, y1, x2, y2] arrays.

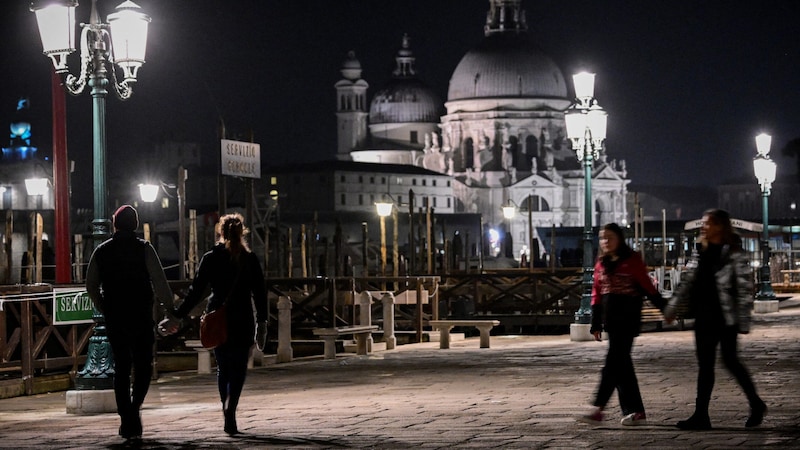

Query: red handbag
[[200, 304, 227, 349]]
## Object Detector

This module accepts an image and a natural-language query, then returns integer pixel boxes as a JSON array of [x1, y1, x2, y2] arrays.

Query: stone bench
[[428, 320, 500, 349], [185, 339, 257, 372], [185, 340, 212, 374], [312, 325, 379, 359]]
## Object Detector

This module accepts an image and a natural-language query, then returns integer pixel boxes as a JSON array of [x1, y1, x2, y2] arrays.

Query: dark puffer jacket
[[666, 244, 753, 333], [88, 231, 155, 329]]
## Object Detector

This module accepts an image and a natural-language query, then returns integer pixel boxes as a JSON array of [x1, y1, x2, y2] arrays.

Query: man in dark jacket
[[85, 205, 176, 441]]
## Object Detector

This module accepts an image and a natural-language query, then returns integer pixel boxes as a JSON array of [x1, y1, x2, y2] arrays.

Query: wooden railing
[[1, 271, 583, 397], [0, 285, 93, 396]]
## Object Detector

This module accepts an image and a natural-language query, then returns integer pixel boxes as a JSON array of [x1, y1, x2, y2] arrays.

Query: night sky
[[2, 0, 799, 207]]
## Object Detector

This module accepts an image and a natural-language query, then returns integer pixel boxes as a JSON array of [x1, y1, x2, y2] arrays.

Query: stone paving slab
[[2, 300, 800, 449]]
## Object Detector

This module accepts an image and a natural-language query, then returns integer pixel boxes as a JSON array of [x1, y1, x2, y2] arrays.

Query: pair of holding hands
[[157, 315, 182, 336], [157, 316, 268, 352]]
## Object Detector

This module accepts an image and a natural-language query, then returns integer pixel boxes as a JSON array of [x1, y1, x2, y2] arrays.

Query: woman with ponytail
[[172, 213, 268, 435]]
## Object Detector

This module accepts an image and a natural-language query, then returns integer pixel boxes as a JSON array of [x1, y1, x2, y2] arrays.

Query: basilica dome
[[447, 32, 568, 102], [368, 34, 442, 125], [369, 78, 441, 124]]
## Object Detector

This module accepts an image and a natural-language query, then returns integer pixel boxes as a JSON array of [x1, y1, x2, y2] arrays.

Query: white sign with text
[[221, 139, 261, 179]]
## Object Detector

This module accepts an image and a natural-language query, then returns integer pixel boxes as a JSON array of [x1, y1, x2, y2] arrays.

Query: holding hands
[[158, 315, 182, 336]]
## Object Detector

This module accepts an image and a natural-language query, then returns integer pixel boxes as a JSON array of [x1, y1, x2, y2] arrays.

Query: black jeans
[[214, 343, 251, 412], [693, 324, 760, 414], [108, 327, 155, 417], [594, 332, 645, 415]]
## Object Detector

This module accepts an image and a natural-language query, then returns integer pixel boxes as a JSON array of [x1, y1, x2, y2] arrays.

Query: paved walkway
[[2, 299, 800, 449]]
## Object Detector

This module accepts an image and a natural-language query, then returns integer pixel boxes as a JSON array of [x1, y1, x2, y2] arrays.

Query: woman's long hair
[[216, 213, 250, 256], [702, 208, 742, 251]]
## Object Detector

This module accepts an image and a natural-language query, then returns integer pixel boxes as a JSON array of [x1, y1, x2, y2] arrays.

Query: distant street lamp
[[139, 166, 188, 280], [753, 133, 777, 303], [25, 176, 49, 283], [32, 0, 151, 398], [502, 201, 516, 221], [502, 200, 517, 260], [565, 72, 607, 341]]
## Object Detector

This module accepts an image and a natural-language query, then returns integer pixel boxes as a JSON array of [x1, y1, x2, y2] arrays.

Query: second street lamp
[[753, 132, 778, 312], [139, 166, 189, 280], [565, 72, 607, 341]]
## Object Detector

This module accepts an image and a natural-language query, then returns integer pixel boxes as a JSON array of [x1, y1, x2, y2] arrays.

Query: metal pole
[[528, 196, 533, 271], [78, 4, 115, 389], [90, 56, 110, 242], [409, 190, 415, 275], [575, 138, 594, 324], [380, 215, 387, 276], [757, 188, 776, 299], [52, 71, 71, 283], [178, 166, 187, 280], [392, 207, 399, 278], [662, 209, 667, 268], [361, 222, 368, 277]]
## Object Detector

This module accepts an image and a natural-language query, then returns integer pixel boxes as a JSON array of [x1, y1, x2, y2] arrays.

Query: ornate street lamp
[[565, 72, 607, 341], [32, 0, 151, 241], [32, 0, 150, 400], [753, 132, 777, 304]]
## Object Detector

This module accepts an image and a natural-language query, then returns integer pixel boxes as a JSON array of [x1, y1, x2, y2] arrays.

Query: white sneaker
[[621, 412, 647, 426]]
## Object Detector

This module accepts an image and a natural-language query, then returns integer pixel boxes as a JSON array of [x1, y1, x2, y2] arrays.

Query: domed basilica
[[334, 0, 629, 258]]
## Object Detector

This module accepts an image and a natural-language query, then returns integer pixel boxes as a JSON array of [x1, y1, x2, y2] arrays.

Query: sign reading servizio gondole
[[53, 289, 95, 325], [221, 139, 261, 179]]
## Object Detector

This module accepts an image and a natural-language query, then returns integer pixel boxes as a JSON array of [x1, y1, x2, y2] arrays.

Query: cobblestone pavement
[[2, 300, 800, 449]]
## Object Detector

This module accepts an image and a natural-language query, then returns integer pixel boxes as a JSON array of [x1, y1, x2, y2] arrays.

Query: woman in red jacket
[[577, 223, 665, 426]]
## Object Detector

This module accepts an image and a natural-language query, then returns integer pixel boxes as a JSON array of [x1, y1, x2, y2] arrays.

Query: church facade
[[334, 0, 629, 259]]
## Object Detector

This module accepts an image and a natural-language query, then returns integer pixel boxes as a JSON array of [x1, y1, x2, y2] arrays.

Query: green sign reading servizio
[[53, 290, 95, 325]]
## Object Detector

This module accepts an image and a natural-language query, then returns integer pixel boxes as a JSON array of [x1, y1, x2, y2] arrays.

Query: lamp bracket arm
[[63, 26, 93, 95], [103, 29, 133, 100], [160, 182, 177, 198]]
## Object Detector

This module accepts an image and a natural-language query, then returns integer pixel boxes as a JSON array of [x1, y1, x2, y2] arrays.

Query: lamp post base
[[570, 323, 593, 342], [66, 389, 116, 414], [754, 299, 779, 314]]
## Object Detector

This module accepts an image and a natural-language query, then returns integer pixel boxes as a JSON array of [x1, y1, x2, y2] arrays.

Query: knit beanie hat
[[113, 205, 139, 232]]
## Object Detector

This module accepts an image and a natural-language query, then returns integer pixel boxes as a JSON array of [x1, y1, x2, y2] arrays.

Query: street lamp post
[[753, 133, 778, 312], [565, 72, 608, 341], [791, 202, 796, 276], [32, 0, 151, 405]]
